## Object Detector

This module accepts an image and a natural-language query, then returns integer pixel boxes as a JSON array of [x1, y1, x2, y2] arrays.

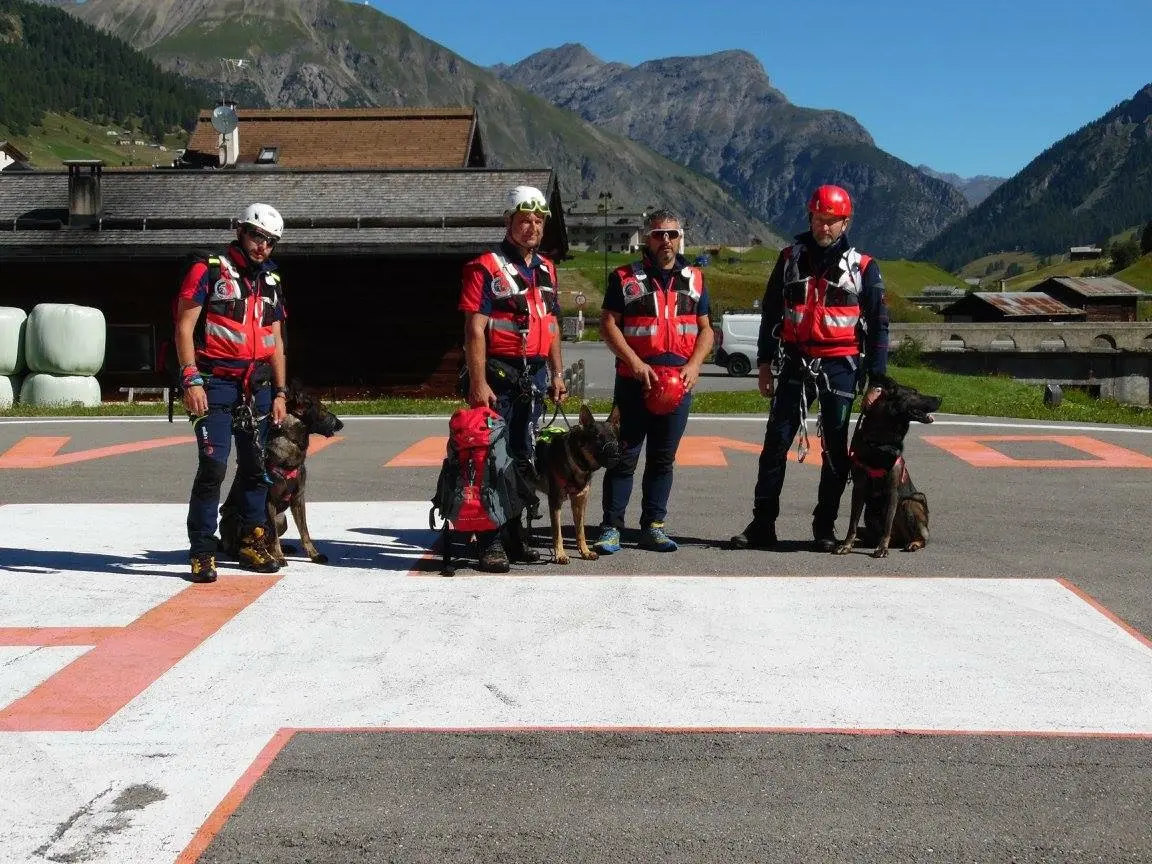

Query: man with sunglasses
[[174, 202, 289, 583], [593, 209, 712, 555], [730, 184, 889, 553], [459, 185, 566, 571]]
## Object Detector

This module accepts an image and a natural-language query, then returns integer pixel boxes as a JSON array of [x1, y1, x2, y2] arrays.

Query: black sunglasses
[[246, 227, 278, 246], [648, 229, 682, 241]]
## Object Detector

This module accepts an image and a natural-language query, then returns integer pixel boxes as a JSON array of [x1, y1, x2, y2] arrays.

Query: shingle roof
[[1032, 276, 1144, 298], [945, 292, 1084, 318], [0, 167, 566, 258], [184, 107, 484, 169]]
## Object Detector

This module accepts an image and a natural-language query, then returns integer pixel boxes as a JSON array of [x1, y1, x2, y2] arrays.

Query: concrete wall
[[890, 322, 1152, 352]]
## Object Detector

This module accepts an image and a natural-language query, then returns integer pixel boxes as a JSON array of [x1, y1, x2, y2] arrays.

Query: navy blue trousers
[[186, 376, 271, 555], [752, 356, 859, 531], [600, 375, 692, 529]]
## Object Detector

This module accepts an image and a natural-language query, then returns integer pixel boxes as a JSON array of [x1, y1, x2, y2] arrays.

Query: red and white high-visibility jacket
[[474, 250, 558, 359], [616, 262, 703, 368], [779, 242, 872, 358]]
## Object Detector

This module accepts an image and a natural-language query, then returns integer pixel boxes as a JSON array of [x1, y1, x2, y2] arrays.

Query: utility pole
[[598, 191, 613, 292]]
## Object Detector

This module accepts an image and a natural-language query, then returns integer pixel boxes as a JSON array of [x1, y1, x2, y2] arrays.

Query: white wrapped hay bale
[[26, 303, 106, 376], [0, 307, 26, 375], [19, 373, 101, 407], [0, 374, 19, 409]]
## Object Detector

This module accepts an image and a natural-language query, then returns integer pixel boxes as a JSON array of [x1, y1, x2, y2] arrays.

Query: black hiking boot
[[478, 538, 511, 573], [730, 519, 778, 550], [811, 524, 839, 553]]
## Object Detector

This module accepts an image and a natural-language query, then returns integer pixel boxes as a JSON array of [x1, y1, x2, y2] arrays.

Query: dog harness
[[266, 463, 302, 509]]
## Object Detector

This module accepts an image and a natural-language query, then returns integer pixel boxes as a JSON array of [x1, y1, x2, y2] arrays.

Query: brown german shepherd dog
[[220, 380, 344, 565], [835, 375, 941, 558], [533, 405, 622, 564]]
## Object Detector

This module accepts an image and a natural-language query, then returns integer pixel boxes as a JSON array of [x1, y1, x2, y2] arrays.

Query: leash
[[544, 399, 573, 430]]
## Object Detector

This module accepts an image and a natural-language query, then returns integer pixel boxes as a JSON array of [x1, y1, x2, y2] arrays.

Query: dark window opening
[[105, 324, 156, 373]]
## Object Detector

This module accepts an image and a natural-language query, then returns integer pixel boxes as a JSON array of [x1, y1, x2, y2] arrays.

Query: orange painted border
[[924, 435, 1152, 468], [177, 709, 1152, 860], [1057, 578, 1152, 652], [0, 576, 280, 732], [175, 728, 297, 864]]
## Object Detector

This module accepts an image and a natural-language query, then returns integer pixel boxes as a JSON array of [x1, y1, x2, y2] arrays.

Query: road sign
[[574, 293, 587, 307]]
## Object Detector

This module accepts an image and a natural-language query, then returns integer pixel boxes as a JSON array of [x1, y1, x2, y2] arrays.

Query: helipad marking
[[0, 433, 343, 469], [3, 502, 1152, 862], [0, 435, 189, 469], [178, 716, 1152, 862], [924, 434, 1152, 468], [0, 577, 279, 732], [386, 435, 823, 468]]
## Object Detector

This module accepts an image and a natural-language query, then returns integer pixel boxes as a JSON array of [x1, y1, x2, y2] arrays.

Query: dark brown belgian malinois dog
[[835, 375, 942, 558], [534, 405, 622, 564], [220, 381, 344, 565]]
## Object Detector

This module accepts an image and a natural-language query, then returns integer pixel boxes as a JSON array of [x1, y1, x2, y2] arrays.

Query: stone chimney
[[64, 160, 104, 226]]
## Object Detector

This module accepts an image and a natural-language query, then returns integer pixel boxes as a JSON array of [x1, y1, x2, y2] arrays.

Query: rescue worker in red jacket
[[459, 185, 566, 571], [175, 203, 288, 583], [593, 208, 713, 555], [731, 185, 889, 552]]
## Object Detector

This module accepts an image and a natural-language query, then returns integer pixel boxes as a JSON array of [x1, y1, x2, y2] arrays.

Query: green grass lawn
[[5, 366, 1150, 427]]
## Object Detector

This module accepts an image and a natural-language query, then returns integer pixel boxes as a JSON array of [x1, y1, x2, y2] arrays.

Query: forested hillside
[[918, 84, 1152, 270], [0, 0, 203, 139]]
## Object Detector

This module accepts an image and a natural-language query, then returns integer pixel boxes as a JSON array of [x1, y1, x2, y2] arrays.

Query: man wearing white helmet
[[173, 202, 289, 583], [459, 184, 566, 571]]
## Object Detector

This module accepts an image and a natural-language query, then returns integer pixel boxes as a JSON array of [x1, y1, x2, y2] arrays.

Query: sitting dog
[[220, 381, 344, 565], [835, 375, 942, 558], [533, 405, 622, 564]]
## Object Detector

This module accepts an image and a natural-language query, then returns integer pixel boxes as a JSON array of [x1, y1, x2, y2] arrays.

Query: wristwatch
[[274, 386, 288, 398]]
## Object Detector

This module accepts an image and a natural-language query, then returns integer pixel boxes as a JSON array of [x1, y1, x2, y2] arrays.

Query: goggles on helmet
[[511, 198, 551, 217]]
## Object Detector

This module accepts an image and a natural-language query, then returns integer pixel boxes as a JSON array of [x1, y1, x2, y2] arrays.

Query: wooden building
[[1028, 276, 1143, 322], [940, 292, 1086, 323], [0, 163, 568, 398], [182, 107, 486, 169]]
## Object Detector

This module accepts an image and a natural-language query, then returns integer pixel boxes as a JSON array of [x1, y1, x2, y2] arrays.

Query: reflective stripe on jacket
[[779, 242, 871, 358], [194, 249, 282, 363], [475, 250, 559, 358], [616, 262, 702, 370]]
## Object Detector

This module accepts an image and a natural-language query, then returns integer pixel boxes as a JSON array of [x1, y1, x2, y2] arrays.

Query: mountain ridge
[[54, 0, 784, 245], [494, 43, 968, 258]]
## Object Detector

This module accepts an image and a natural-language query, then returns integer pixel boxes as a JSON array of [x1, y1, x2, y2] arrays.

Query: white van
[[713, 313, 761, 376]]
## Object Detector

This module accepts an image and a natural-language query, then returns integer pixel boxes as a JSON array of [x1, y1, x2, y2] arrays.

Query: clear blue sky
[[370, 0, 1151, 179]]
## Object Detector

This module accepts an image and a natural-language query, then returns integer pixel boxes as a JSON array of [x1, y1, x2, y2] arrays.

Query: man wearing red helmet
[[731, 184, 889, 552], [594, 209, 713, 554]]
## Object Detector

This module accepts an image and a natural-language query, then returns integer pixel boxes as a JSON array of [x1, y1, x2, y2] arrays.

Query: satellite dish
[[210, 104, 238, 135]]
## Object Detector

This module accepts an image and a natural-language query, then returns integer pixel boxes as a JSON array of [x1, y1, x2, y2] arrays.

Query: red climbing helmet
[[807, 184, 853, 218], [644, 366, 687, 415]]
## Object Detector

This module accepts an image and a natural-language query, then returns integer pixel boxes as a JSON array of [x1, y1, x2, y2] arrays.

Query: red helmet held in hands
[[644, 366, 687, 415], [807, 185, 852, 218]]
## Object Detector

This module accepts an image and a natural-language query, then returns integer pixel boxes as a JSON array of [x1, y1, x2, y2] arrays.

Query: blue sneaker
[[593, 526, 622, 555], [639, 522, 678, 552]]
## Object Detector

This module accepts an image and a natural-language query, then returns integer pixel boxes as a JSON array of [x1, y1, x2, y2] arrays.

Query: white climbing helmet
[[238, 203, 284, 239], [505, 185, 550, 217]]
